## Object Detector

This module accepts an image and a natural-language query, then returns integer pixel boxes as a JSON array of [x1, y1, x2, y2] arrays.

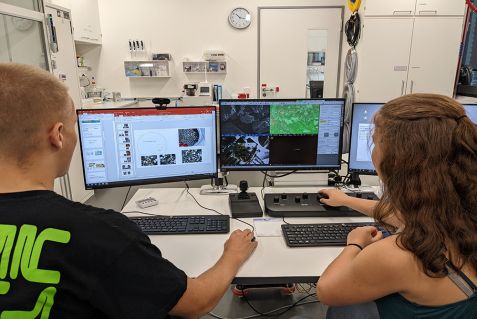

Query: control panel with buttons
[[264, 192, 378, 217]]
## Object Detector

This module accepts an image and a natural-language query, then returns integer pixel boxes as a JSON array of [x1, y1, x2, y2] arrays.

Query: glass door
[[0, 0, 41, 12], [0, 2, 49, 69]]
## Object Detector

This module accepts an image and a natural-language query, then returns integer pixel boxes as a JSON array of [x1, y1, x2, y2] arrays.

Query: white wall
[[86, 0, 348, 99]]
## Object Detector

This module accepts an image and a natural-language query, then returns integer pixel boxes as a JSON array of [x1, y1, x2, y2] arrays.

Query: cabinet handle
[[401, 80, 405, 96], [393, 10, 412, 15], [419, 10, 437, 15], [410, 80, 414, 94]]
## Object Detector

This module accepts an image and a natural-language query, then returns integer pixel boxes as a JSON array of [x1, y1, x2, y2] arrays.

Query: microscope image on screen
[[270, 103, 320, 135], [220, 105, 270, 135], [178, 128, 205, 147], [182, 149, 203, 163], [221, 136, 270, 166]]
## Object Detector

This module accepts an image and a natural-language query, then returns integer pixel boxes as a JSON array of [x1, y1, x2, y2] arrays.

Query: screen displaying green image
[[270, 103, 320, 135]]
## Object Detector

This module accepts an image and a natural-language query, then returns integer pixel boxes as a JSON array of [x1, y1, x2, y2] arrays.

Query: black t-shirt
[[0, 190, 187, 318]]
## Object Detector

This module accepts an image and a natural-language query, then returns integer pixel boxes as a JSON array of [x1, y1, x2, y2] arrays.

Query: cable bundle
[[345, 12, 361, 48], [341, 3, 362, 153], [345, 48, 358, 83]]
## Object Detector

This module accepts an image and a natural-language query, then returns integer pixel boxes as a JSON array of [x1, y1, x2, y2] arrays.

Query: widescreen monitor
[[219, 99, 345, 171], [348, 103, 477, 175], [77, 107, 217, 189]]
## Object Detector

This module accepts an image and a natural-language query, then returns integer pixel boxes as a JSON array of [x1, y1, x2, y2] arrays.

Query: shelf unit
[[183, 61, 227, 74], [124, 60, 172, 78]]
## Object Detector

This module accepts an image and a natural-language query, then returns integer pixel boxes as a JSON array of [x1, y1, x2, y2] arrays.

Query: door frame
[[257, 6, 345, 98]]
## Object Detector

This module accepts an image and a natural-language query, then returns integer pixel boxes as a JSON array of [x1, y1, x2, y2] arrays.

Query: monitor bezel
[[218, 98, 345, 172], [347, 102, 382, 176], [76, 106, 218, 190]]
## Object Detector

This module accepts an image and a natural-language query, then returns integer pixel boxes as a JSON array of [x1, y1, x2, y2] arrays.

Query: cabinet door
[[415, 0, 466, 16], [355, 18, 414, 102], [364, 0, 416, 16], [407, 17, 464, 96], [50, 0, 102, 44], [70, 0, 101, 43]]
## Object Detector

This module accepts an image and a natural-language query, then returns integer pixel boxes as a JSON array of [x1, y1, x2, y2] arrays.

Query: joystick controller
[[229, 180, 263, 218], [238, 180, 250, 200]]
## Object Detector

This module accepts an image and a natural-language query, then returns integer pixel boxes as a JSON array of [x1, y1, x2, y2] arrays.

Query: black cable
[[282, 216, 290, 225], [341, 158, 349, 165], [242, 290, 317, 317], [121, 186, 132, 210], [261, 170, 297, 178], [224, 175, 229, 186], [261, 173, 267, 200], [345, 12, 361, 48], [209, 300, 320, 319], [184, 182, 255, 232]]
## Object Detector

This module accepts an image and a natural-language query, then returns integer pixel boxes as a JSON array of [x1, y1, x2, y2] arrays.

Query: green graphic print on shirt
[[0, 224, 71, 318]]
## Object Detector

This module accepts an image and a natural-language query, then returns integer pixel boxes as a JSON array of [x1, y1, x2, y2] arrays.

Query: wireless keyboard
[[129, 215, 230, 235], [282, 222, 391, 247]]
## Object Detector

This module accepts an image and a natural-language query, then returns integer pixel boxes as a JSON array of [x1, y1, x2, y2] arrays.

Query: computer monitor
[[348, 103, 383, 175], [77, 107, 217, 189], [219, 99, 345, 171], [348, 103, 477, 176], [463, 104, 477, 123]]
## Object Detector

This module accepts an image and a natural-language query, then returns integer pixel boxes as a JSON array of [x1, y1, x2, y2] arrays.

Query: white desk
[[122, 187, 375, 285]]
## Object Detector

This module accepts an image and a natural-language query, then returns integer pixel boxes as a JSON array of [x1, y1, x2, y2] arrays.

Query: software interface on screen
[[77, 107, 217, 189], [349, 103, 477, 175], [219, 99, 344, 170], [348, 103, 383, 174], [464, 104, 477, 123]]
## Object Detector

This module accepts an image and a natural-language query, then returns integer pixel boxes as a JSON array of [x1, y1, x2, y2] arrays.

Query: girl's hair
[[373, 93, 477, 277]]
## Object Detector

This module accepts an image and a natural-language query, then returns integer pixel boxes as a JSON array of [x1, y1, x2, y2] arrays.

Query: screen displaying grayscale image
[[221, 135, 270, 166], [182, 149, 203, 163]]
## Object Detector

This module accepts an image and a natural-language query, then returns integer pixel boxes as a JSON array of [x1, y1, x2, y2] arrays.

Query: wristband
[[347, 243, 363, 250]]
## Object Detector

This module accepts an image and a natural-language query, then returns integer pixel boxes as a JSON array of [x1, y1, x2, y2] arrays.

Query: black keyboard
[[129, 215, 230, 235], [282, 222, 385, 247]]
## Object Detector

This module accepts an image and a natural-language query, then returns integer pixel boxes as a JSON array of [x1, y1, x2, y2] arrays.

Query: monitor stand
[[348, 172, 362, 188], [200, 173, 237, 195]]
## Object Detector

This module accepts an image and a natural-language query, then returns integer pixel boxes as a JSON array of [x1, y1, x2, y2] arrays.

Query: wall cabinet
[[364, 0, 416, 16], [364, 0, 466, 16], [406, 17, 463, 95], [355, 18, 414, 102], [355, 16, 464, 102], [50, 0, 102, 44]]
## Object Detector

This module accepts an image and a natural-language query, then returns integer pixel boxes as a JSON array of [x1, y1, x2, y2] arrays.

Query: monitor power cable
[[260, 170, 297, 199]]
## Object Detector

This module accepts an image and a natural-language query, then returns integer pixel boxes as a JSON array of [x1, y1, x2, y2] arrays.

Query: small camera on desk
[[228, 180, 263, 218]]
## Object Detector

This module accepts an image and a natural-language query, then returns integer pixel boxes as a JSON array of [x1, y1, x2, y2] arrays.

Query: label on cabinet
[[394, 66, 408, 71]]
